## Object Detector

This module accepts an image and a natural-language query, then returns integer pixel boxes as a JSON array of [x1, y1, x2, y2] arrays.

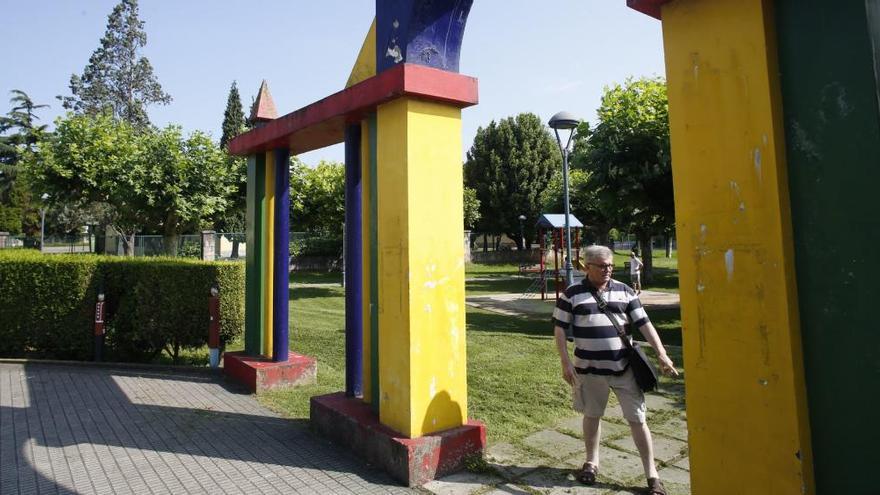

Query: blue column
[[344, 124, 363, 397], [272, 147, 290, 362]]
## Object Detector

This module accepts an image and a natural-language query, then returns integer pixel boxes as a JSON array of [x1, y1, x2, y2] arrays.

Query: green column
[[245, 153, 267, 355], [776, 2, 880, 491]]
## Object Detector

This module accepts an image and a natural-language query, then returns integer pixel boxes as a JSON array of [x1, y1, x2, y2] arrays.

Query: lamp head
[[548, 111, 579, 130]]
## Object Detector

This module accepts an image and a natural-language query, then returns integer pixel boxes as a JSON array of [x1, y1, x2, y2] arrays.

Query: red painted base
[[223, 351, 316, 394], [310, 392, 486, 487]]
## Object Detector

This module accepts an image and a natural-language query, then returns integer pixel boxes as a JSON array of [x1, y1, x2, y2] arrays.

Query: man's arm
[[637, 321, 679, 376], [554, 326, 577, 385]]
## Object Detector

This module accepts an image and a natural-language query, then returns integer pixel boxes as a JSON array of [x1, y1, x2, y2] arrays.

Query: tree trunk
[[665, 235, 672, 258], [163, 212, 179, 256], [231, 238, 240, 259], [122, 233, 136, 256], [638, 232, 653, 284], [482, 233, 488, 253]]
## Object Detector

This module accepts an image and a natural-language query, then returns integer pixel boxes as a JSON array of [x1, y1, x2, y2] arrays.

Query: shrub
[[0, 250, 244, 362]]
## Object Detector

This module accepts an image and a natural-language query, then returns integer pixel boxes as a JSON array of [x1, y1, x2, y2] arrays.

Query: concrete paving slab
[[658, 466, 691, 486], [517, 467, 614, 495], [672, 456, 690, 471], [555, 417, 630, 442], [606, 434, 688, 463], [651, 415, 689, 442], [523, 430, 585, 460], [485, 442, 545, 480], [483, 483, 535, 495], [422, 471, 503, 495]]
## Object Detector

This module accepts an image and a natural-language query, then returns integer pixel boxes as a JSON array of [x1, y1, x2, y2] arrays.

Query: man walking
[[552, 245, 677, 495]]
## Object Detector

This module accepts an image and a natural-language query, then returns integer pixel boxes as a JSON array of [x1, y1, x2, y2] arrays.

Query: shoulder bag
[[589, 287, 658, 392]]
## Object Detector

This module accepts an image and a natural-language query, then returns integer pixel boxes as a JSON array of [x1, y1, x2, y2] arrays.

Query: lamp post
[[518, 214, 526, 250], [39, 193, 49, 253], [548, 111, 579, 287]]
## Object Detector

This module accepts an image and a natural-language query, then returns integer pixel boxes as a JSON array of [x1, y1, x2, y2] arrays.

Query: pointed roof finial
[[250, 80, 278, 125]]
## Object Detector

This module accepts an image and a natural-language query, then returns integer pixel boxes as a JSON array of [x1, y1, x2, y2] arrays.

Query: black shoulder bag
[[590, 287, 658, 392]]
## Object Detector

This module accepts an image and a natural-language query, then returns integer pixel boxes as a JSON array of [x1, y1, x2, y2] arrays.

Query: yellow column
[[661, 0, 813, 493], [376, 97, 467, 437], [361, 119, 373, 403], [263, 151, 275, 357]]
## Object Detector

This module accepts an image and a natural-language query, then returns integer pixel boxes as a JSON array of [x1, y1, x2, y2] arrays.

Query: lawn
[[257, 264, 684, 446]]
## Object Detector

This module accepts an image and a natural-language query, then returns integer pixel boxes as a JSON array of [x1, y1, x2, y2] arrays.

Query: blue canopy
[[536, 214, 583, 229]]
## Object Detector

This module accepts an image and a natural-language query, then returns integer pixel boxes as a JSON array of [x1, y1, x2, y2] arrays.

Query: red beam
[[228, 64, 479, 156], [626, 0, 669, 19]]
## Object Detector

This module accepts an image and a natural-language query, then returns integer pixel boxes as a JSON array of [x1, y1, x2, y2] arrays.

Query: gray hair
[[584, 245, 613, 263]]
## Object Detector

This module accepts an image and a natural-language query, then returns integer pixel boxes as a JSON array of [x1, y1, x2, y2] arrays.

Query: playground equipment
[[223, 0, 878, 491], [520, 214, 583, 300]]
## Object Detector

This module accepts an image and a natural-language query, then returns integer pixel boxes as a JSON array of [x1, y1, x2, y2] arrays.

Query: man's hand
[[561, 358, 578, 385], [658, 353, 679, 377]]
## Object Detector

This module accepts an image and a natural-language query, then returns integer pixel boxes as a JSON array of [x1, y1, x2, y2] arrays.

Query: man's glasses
[[588, 263, 614, 272]]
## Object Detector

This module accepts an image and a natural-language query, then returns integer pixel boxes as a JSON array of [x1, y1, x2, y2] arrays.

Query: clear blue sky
[[0, 0, 666, 165]]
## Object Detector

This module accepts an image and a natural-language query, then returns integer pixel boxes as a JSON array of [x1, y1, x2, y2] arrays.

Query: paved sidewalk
[[466, 290, 679, 319], [0, 362, 415, 495]]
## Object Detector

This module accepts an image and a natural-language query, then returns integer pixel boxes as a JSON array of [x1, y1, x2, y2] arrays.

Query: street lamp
[[518, 214, 526, 250], [548, 111, 579, 286], [39, 193, 49, 253]]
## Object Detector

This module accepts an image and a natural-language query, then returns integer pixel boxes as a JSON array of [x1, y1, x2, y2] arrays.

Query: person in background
[[629, 248, 644, 295]]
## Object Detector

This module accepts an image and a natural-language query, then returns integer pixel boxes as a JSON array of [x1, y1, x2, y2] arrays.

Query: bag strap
[[589, 286, 634, 351]]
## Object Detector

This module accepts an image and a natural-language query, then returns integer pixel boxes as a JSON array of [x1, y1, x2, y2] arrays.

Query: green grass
[[289, 271, 342, 285], [465, 263, 523, 277]]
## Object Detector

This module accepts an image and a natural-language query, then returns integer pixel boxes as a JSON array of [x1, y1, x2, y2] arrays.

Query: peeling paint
[[424, 304, 432, 313], [759, 379, 769, 386], [753, 147, 763, 183], [697, 282, 705, 293], [725, 249, 735, 281], [430, 377, 437, 399], [739, 202, 746, 211]]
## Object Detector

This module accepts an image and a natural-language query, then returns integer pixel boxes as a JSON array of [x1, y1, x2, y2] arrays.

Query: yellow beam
[[661, 0, 813, 493], [376, 97, 467, 437], [263, 150, 275, 357]]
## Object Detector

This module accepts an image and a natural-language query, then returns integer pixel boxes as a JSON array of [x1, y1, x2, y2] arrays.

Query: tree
[[59, 0, 170, 128], [0, 90, 48, 236], [574, 77, 673, 281], [30, 113, 233, 255], [540, 168, 612, 245], [136, 126, 234, 255], [215, 81, 248, 256], [220, 81, 247, 149], [463, 186, 481, 230], [464, 113, 560, 249], [290, 160, 345, 235]]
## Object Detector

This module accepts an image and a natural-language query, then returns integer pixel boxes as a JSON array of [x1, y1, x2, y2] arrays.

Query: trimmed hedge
[[0, 250, 244, 362]]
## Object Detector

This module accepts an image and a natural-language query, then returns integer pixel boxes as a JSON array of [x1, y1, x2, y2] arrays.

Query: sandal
[[577, 463, 598, 485], [647, 477, 667, 495]]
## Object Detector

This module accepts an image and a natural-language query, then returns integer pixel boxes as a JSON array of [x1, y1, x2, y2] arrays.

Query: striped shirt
[[552, 279, 650, 376]]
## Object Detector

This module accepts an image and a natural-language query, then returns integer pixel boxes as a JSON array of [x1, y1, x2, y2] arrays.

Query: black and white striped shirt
[[552, 279, 650, 375]]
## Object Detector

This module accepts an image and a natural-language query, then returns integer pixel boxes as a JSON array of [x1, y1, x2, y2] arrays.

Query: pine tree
[[220, 81, 246, 149], [59, 0, 171, 128]]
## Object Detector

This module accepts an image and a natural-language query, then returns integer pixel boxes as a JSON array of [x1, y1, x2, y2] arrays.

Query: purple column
[[273, 147, 290, 362], [344, 124, 363, 397]]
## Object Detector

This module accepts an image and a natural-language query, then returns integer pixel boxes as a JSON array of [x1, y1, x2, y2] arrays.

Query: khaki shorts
[[572, 368, 647, 423]]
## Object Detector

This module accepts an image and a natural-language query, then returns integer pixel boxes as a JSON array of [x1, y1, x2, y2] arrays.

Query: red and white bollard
[[94, 293, 105, 361], [208, 286, 221, 368]]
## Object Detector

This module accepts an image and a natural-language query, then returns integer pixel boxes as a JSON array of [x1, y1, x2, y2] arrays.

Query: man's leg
[[630, 420, 660, 479], [583, 415, 601, 467]]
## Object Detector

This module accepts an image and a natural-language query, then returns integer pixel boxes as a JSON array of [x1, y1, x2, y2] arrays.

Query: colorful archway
[[226, 0, 880, 491]]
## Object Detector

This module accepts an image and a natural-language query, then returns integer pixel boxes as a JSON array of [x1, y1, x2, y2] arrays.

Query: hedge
[[0, 250, 244, 362]]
